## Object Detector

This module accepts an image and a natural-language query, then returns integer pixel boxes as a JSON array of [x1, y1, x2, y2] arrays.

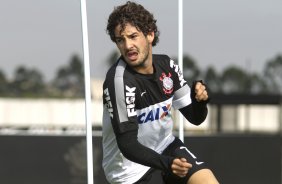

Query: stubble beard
[[129, 42, 150, 69]]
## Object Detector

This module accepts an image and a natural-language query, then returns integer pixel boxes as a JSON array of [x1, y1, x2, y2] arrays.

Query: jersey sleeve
[[103, 70, 138, 134], [169, 59, 192, 109]]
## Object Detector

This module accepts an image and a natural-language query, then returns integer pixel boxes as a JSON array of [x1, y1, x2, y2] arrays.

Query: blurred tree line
[[176, 54, 282, 95], [0, 52, 281, 98], [0, 54, 84, 98]]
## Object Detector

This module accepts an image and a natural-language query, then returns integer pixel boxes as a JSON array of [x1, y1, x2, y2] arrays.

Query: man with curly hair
[[102, 1, 219, 184]]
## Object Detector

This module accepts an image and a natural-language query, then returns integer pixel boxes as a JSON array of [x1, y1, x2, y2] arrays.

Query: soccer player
[[102, 1, 219, 184]]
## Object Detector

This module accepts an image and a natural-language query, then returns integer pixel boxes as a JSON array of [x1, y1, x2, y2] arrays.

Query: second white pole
[[178, 0, 184, 142], [80, 0, 94, 184]]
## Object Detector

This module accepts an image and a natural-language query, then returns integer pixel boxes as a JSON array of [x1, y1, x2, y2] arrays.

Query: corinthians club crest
[[159, 72, 174, 95]]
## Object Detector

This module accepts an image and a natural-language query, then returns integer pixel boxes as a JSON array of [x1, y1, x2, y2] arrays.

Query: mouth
[[126, 51, 138, 61]]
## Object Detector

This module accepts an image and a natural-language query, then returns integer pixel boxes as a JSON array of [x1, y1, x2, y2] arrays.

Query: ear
[[146, 31, 155, 44]]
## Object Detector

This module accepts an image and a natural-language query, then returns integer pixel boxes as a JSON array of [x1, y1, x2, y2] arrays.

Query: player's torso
[[124, 55, 177, 150], [102, 54, 187, 183]]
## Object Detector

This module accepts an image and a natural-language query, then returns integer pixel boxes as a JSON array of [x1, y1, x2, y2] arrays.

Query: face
[[114, 23, 154, 74]]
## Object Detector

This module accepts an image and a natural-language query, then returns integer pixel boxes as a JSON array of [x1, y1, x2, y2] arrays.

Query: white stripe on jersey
[[172, 84, 191, 109]]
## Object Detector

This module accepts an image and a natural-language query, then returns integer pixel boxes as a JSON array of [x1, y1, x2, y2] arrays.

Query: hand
[[171, 158, 192, 177], [194, 82, 208, 102]]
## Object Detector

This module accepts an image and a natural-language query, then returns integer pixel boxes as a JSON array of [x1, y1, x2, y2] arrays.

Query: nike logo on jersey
[[195, 161, 204, 165], [137, 102, 171, 124], [180, 146, 205, 165], [141, 91, 146, 97]]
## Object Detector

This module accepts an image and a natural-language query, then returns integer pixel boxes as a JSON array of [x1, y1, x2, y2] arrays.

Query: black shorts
[[134, 137, 208, 184]]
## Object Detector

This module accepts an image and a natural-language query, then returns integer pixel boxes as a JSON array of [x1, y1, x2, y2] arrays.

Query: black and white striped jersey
[[102, 54, 191, 184]]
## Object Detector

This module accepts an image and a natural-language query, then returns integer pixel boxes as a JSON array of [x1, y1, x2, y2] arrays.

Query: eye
[[115, 37, 123, 44], [130, 34, 138, 40]]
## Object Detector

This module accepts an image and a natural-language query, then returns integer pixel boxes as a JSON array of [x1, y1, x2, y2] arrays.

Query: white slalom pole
[[178, 0, 184, 142], [80, 0, 94, 184]]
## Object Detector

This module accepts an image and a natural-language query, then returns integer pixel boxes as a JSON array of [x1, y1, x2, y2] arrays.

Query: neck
[[122, 57, 154, 75], [135, 50, 153, 75]]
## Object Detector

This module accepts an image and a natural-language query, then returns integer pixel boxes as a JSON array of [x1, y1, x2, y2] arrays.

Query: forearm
[[179, 101, 208, 125], [116, 130, 174, 173], [180, 80, 209, 125]]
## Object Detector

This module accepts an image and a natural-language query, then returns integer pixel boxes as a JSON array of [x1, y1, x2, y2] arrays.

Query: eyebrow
[[116, 31, 138, 38]]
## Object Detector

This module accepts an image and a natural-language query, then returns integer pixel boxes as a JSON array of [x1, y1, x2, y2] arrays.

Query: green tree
[[52, 54, 84, 97], [221, 66, 250, 94], [248, 73, 268, 94], [183, 55, 201, 84], [203, 66, 221, 93], [0, 69, 8, 96], [10, 66, 45, 97], [263, 54, 282, 94]]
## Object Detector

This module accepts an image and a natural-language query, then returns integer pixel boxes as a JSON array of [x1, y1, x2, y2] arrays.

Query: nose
[[124, 38, 133, 50]]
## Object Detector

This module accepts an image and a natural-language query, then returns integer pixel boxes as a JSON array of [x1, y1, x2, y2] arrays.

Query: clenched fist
[[171, 158, 192, 177], [194, 81, 208, 102]]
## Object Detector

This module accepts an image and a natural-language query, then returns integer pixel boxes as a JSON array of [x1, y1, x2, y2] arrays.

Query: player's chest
[[134, 75, 175, 108]]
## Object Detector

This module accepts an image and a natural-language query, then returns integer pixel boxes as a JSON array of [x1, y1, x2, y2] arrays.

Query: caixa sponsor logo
[[137, 104, 171, 124]]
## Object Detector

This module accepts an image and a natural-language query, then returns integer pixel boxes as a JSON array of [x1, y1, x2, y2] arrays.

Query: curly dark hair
[[106, 1, 160, 46]]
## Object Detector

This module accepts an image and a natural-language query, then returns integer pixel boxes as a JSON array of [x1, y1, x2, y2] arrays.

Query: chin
[[127, 58, 139, 65]]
